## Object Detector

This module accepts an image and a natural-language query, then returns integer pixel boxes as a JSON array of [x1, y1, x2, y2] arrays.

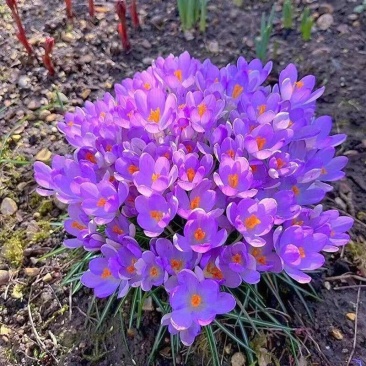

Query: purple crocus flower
[[63, 204, 90, 248], [163, 269, 236, 345], [268, 152, 298, 179], [173, 151, 213, 191], [132, 87, 176, 133], [134, 251, 167, 291], [173, 209, 227, 253], [153, 51, 199, 90], [133, 153, 178, 197], [174, 179, 218, 219], [104, 237, 142, 286], [244, 124, 287, 160], [81, 257, 128, 298], [218, 242, 260, 284], [213, 156, 257, 198], [186, 91, 224, 133], [227, 198, 277, 246], [105, 215, 135, 243], [80, 181, 128, 224], [274, 225, 327, 283], [135, 193, 178, 237], [152, 238, 198, 275], [247, 232, 283, 272]]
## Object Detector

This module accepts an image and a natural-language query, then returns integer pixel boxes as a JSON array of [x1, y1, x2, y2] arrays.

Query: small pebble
[[35, 148, 52, 162], [0, 270, 10, 285], [346, 312, 356, 321], [42, 273, 53, 283], [24, 268, 40, 277], [1, 197, 18, 215], [231, 352, 246, 366], [316, 13, 334, 30]]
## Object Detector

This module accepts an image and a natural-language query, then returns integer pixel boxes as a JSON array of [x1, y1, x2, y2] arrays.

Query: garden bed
[[0, 0, 365, 365]]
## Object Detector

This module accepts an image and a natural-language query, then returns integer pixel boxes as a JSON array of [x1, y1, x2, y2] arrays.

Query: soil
[[0, 0, 365, 365]]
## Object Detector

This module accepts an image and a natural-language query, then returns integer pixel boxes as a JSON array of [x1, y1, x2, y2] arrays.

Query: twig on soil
[[324, 274, 366, 283], [27, 285, 57, 362], [334, 284, 366, 291], [346, 287, 361, 366]]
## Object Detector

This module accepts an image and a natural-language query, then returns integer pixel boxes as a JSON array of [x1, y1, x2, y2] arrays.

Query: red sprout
[[88, 0, 95, 18], [65, 0, 73, 19], [129, 0, 140, 30], [6, 0, 33, 54], [42, 37, 55, 76], [116, 1, 131, 53]]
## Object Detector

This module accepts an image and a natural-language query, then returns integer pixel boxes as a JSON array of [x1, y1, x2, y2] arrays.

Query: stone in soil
[[0, 197, 18, 215], [317, 13, 334, 30], [35, 148, 52, 162], [0, 270, 10, 285], [231, 352, 246, 366]]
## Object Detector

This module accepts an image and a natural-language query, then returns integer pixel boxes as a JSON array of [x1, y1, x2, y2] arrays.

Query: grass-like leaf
[[205, 325, 220, 366]]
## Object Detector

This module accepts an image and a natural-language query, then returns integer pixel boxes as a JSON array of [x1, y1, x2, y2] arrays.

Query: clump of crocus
[[65, 0, 73, 19], [116, 0, 131, 53], [34, 52, 353, 346], [130, 0, 140, 29], [88, 0, 95, 18], [42, 37, 55, 77], [6, 0, 33, 55]]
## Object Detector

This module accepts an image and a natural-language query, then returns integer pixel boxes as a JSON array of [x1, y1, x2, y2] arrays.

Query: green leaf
[[205, 325, 220, 366]]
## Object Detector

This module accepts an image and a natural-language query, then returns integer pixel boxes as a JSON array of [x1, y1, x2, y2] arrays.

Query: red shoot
[[118, 23, 131, 53], [6, 0, 33, 54], [88, 0, 95, 18], [130, 0, 140, 30], [65, 0, 73, 19], [116, 1, 131, 53], [42, 37, 55, 76]]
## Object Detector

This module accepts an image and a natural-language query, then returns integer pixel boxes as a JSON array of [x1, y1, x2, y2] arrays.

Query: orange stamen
[[152, 173, 160, 182], [232, 84, 243, 99], [174, 69, 183, 82], [228, 173, 239, 188], [190, 294, 202, 307], [71, 221, 86, 230], [112, 225, 124, 235], [321, 167, 327, 175], [295, 81, 304, 88], [276, 158, 285, 169], [85, 152, 97, 164], [232, 253, 242, 264], [97, 198, 107, 207], [292, 185, 300, 196], [170, 259, 183, 272], [258, 256, 267, 265], [143, 82, 151, 90], [298, 247, 306, 258], [244, 214, 261, 230], [190, 196, 201, 210], [258, 104, 266, 115], [150, 210, 163, 222], [256, 137, 266, 150], [227, 149, 235, 159], [194, 228, 206, 241], [197, 103, 207, 117], [67, 121, 74, 127], [148, 107, 161, 123], [101, 268, 111, 279], [128, 165, 139, 174], [150, 266, 159, 277], [186, 168, 196, 182]]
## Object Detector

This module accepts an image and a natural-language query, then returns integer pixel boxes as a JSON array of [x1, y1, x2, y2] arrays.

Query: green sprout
[[300, 8, 314, 41], [177, 0, 208, 32], [255, 5, 275, 62], [282, 0, 293, 30]]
